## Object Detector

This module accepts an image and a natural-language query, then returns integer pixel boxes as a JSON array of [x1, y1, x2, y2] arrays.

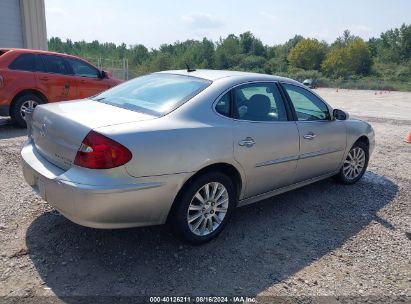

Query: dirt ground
[[0, 88, 410, 302]]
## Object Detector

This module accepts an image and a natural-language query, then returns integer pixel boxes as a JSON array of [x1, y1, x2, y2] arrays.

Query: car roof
[[0, 48, 90, 61], [156, 69, 299, 84]]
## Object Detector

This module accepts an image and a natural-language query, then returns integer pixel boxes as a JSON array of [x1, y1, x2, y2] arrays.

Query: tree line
[[49, 23, 411, 90]]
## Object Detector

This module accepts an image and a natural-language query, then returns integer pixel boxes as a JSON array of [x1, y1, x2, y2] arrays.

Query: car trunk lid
[[30, 99, 156, 170]]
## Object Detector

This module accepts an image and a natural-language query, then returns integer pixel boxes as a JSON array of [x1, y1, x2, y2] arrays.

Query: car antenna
[[186, 64, 196, 72]]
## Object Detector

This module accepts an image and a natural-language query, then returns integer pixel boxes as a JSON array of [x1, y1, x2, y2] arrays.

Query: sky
[[45, 0, 411, 48]]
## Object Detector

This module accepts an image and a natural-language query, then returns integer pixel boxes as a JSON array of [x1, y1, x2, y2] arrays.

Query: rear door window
[[40, 55, 70, 75], [9, 54, 36, 71], [233, 83, 288, 122]]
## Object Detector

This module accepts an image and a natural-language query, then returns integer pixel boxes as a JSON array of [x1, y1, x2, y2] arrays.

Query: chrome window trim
[[255, 155, 299, 167], [294, 120, 343, 124], [299, 147, 345, 160]]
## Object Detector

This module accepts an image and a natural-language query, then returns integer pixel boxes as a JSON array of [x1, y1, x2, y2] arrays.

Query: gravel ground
[[0, 89, 410, 302]]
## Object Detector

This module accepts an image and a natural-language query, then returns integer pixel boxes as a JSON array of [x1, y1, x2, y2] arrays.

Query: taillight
[[74, 131, 132, 169], [0, 74, 4, 88]]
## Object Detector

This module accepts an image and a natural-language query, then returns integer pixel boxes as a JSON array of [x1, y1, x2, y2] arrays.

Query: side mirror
[[100, 70, 109, 79], [333, 108, 349, 120]]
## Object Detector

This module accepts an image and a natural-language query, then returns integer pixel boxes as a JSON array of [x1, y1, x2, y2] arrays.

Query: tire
[[170, 172, 236, 245], [334, 141, 369, 184], [11, 94, 44, 128]]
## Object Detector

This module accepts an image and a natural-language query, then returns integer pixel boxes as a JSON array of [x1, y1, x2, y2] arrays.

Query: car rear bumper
[[21, 140, 190, 229]]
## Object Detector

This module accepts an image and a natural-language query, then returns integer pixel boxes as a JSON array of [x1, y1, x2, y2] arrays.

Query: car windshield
[[92, 73, 211, 115]]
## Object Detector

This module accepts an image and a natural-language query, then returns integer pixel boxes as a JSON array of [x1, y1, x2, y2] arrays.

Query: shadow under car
[[25, 171, 398, 298]]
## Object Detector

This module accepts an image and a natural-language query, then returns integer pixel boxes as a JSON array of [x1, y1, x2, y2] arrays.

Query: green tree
[[264, 57, 288, 73], [47, 24, 410, 88], [149, 53, 171, 71], [321, 47, 349, 78], [322, 38, 372, 77], [346, 38, 372, 75], [48, 37, 64, 53], [130, 44, 149, 66], [199, 38, 215, 68], [238, 55, 266, 72], [239, 31, 266, 56], [370, 24, 411, 63], [215, 34, 241, 68], [239, 31, 254, 54], [288, 38, 326, 70], [250, 39, 265, 57], [283, 35, 304, 52], [332, 30, 359, 49]]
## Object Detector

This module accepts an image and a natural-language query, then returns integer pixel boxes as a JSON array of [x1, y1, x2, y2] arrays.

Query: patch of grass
[[318, 78, 411, 91], [277, 70, 411, 91]]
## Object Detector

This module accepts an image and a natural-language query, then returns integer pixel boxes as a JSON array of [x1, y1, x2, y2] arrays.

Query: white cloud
[[259, 12, 278, 22], [306, 29, 333, 42], [46, 7, 67, 17], [181, 12, 223, 30], [351, 25, 372, 32], [349, 25, 373, 35]]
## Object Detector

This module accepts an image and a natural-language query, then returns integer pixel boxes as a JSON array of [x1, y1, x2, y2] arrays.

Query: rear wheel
[[11, 94, 44, 128], [170, 172, 236, 244], [334, 141, 369, 184]]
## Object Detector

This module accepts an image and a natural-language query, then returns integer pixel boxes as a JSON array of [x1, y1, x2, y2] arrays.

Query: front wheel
[[170, 172, 236, 244], [334, 141, 369, 184]]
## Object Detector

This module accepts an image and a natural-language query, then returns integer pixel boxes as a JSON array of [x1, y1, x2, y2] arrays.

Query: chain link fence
[[85, 58, 130, 81]]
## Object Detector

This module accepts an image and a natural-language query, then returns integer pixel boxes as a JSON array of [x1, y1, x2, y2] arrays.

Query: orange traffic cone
[[406, 131, 411, 143]]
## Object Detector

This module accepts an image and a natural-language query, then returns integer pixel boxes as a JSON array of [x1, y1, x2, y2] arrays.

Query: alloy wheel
[[20, 100, 38, 120], [343, 147, 366, 180], [187, 182, 229, 236]]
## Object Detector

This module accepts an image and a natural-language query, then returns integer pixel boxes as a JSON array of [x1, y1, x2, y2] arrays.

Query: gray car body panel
[[21, 70, 375, 228]]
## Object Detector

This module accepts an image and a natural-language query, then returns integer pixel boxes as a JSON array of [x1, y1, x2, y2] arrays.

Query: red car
[[0, 48, 121, 127]]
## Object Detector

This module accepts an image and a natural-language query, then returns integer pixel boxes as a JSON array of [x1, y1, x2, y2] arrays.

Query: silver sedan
[[21, 70, 375, 244]]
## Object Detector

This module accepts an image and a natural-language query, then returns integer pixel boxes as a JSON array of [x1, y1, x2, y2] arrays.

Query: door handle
[[39, 77, 49, 81], [239, 137, 255, 147], [303, 132, 316, 140]]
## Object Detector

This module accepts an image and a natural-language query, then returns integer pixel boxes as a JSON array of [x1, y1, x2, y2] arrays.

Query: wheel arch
[[166, 162, 244, 222], [345, 120, 374, 155], [10, 89, 48, 112], [354, 135, 370, 148]]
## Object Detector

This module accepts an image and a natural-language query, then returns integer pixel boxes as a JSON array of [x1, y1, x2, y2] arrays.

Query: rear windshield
[[92, 73, 211, 115]]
